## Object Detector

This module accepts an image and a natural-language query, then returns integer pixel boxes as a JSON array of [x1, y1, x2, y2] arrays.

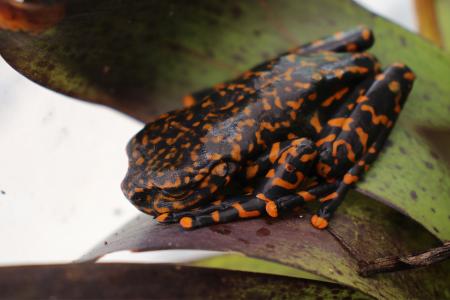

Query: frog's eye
[[161, 188, 191, 199]]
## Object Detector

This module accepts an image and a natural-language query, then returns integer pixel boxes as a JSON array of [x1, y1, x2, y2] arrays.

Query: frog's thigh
[[312, 64, 415, 229], [178, 196, 267, 230]]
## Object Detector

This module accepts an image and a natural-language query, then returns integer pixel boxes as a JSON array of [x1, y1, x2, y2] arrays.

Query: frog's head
[[121, 110, 240, 216]]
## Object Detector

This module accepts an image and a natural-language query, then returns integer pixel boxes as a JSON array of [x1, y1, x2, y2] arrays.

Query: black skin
[[121, 27, 415, 230]]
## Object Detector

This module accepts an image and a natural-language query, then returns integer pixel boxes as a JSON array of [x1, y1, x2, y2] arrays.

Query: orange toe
[[311, 214, 328, 229], [155, 213, 169, 223], [180, 217, 193, 229], [266, 201, 278, 218]]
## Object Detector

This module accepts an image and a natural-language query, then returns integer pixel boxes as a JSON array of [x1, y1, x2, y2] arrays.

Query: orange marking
[[322, 87, 349, 107], [356, 127, 368, 153], [269, 142, 280, 163], [286, 98, 303, 110], [361, 105, 390, 126], [388, 81, 400, 93], [257, 193, 273, 203], [275, 97, 283, 109], [180, 217, 193, 229], [308, 93, 317, 100], [136, 157, 145, 166], [220, 101, 234, 110], [356, 95, 368, 103], [287, 133, 297, 139], [316, 134, 336, 146], [362, 28, 371, 41], [311, 215, 328, 229], [265, 169, 276, 178], [156, 213, 169, 222], [183, 95, 196, 107], [294, 82, 311, 89], [310, 112, 323, 133], [231, 144, 241, 161], [273, 172, 304, 190], [320, 192, 338, 202], [343, 174, 359, 185], [394, 94, 402, 114], [300, 152, 317, 163], [368, 146, 377, 154], [346, 43, 357, 51], [246, 164, 259, 179], [404, 71, 416, 81], [232, 203, 260, 218], [211, 211, 220, 222], [266, 201, 278, 218], [298, 191, 316, 202]]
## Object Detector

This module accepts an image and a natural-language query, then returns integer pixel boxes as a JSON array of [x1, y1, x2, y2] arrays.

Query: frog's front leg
[[312, 64, 415, 228], [170, 138, 317, 229], [182, 26, 375, 108]]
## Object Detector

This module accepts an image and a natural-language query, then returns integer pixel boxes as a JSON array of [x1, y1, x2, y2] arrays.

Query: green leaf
[[436, 0, 450, 50], [0, 0, 448, 240], [0, 263, 371, 299], [80, 193, 450, 300]]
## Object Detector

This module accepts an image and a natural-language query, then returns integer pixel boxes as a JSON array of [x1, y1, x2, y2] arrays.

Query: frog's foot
[[176, 196, 266, 230], [264, 182, 338, 218]]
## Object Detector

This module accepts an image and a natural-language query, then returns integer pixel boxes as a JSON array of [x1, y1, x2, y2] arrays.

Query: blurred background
[[0, 0, 431, 265]]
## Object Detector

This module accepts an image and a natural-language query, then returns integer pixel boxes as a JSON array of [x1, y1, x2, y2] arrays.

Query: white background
[[0, 0, 417, 265]]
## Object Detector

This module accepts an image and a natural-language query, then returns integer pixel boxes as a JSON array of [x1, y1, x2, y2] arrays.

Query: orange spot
[[294, 82, 311, 89], [388, 81, 400, 93], [300, 152, 317, 163], [266, 201, 278, 217], [404, 71, 416, 81], [287, 133, 297, 140], [156, 213, 169, 222], [362, 28, 371, 41], [311, 215, 328, 229], [356, 95, 368, 103], [298, 191, 316, 202], [231, 144, 241, 161], [368, 147, 377, 154], [183, 95, 196, 107], [180, 217, 193, 229], [265, 169, 276, 178], [286, 99, 303, 110], [220, 101, 234, 111], [346, 43, 357, 51], [343, 174, 359, 185], [361, 105, 390, 126], [269, 142, 280, 163], [232, 203, 260, 218], [322, 87, 349, 107], [257, 193, 273, 203], [246, 164, 259, 179], [274, 97, 283, 109], [211, 211, 220, 222], [356, 127, 368, 153], [308, 93, 317, 101], [310, 111, 322, 133], [316, 134, 336, 146], [136, 157, 145, 166], [320, 192, 338, 203]]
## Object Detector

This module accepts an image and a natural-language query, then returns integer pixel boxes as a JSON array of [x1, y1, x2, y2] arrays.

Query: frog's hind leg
[[177, 196, 267, 230], [311, 64, 415, 229]]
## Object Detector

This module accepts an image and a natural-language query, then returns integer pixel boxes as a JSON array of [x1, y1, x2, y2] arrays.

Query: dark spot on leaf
[[238, 238, 249, 245], [209, 225, 231, 235], [410, 191, 417, 201], [399, 146, 407, 154], [433, 226, 440, 233], [256, 227, 271, 237], [384, 139, 393, 148], [424, 161, 434, 169], [232, 53, 244, 63], [430, 150, 440, 160], [430, 208, 436, 213], [394, 164, 402, 170], [399, 36, 406, 46], [253, 29, 262, 37]]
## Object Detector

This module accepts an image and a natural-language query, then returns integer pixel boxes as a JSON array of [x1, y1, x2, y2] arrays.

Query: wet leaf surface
[[80, 192, 450, 300], [0, 0, 449, 240], [0, 263, 371, 299]]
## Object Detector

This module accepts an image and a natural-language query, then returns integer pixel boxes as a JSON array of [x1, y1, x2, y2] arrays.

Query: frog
[[122, 27, 415, 230]]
